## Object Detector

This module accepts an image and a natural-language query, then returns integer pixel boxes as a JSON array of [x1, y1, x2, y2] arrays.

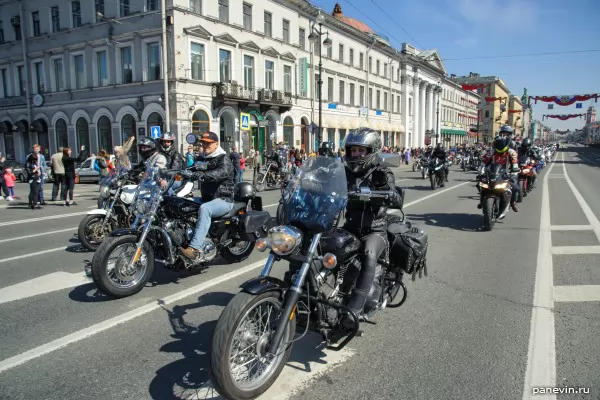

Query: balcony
[[212, 83, 293, 113]]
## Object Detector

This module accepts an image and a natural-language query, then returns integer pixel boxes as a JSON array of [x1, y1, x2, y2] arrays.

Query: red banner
[[508, 109, 522, 114], [531, 94, 599, 106], [485, 96, 506, 103], [543, 114, 585, 121], [462, 83, 487, 91]]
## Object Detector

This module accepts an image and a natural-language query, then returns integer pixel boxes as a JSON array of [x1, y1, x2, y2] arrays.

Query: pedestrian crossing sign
[[240, 113, 250, 131], [151, 126, 161, 139]]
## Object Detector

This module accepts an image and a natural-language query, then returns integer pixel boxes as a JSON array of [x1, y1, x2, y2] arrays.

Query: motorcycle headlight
[[495, 182, 509, 189], [99, 185, 111, 198], [268, 225, 303, 256]]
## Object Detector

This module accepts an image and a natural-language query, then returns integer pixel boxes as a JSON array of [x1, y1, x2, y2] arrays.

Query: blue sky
[[311, 0, 600, 131]]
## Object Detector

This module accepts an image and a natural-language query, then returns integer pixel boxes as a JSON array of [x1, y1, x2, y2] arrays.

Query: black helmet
[[493, 136, 509, 154], [318, 141, 335, 157], [343, 127, 382, 175], [234, 182, 256, 202], [138, 137, 158, 160], [521, 138, 532, 149], [509, 139, 517, 150], [435, 142, 444, 150]]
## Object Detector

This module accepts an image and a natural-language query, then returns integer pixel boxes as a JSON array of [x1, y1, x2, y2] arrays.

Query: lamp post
[[308, 13, 332, 146], [435, 89, 440, 145]]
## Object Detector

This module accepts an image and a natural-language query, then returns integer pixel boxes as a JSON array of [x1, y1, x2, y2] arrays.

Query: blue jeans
[[189, 198, 233, 250], [39, 176, 45, 201]]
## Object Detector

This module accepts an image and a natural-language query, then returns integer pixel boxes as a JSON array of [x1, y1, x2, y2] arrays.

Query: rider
[[159, 132, 185, 171], [479, 135, 520, 215], [431, 142, 449, 182], [318, 141, 336, 157], [180, 132, 235, 260], [341, 128, 403, 328], [128, 137, 167, 180], [517, 137, 538, 189]]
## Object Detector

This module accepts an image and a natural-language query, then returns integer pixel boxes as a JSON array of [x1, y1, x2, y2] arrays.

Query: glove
[[179, 170, 194, 178]]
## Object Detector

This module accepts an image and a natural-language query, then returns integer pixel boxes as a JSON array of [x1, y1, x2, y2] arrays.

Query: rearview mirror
[[374, 152, 401, 168]]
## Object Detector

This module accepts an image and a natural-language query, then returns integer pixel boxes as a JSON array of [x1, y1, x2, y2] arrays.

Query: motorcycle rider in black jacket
[[128, 137, 168, 181], [159, 132, 185, 170], [179, 132, 235, 260], [431, 142, 449, 183], [341, 128, 403, 328]]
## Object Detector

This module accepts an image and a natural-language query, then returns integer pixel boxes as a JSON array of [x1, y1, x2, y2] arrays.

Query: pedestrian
[[3, 167, 16, 198], [50, 147, 66, 201], [96, 149, 110, 180], [186, 145, 195, 167], [0, 154, 13, 201], [230, 146, 241, 183], [27, 144, 48, 205], [62, 145, 87, 207], [239, 153, 246, 183], [25, 153, 42, 209]]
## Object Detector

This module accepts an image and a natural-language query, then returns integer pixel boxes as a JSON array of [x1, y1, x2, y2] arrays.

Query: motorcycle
[[428, 157, 445, 190], [254, 150, 290, 192], [517, 157, 535, 202], [420, 156, 430, 179], [90, 167, 270, 298], [209, 154, 428, 400], [477, 163, 513, 231]]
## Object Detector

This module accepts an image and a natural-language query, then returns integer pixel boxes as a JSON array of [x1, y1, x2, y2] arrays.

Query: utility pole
[[161, 0, 170, 134]]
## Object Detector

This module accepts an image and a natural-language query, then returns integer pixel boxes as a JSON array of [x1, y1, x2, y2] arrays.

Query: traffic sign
[[150, 126, 161, 139], [240, 113, 250, 131]]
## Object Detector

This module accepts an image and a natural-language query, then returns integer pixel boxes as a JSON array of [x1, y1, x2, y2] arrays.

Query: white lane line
[[0, 178, 470, 373], [0, 212, 89, 227], [551, 246, 600, 255], [0, 272, 90, 306], [0, 227, 77, 244], [554, 285, 600, 302], [0, 245, 79, 264], [522, 153, 557, 400], [550, 225, 593, 231]]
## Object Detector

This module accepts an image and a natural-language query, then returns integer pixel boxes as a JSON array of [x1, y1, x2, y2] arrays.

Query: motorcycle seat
[[220, 201, 248, 218]]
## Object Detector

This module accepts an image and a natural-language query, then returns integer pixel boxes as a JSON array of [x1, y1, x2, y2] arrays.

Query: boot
[[510, 202, 519, 212], [342, 288, 369, 329]]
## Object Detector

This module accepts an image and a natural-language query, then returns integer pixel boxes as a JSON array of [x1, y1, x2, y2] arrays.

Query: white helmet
[[160, 132, 176, 152]]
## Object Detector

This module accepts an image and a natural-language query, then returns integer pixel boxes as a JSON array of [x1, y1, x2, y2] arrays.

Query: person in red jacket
[[479, 136, 520, 215]]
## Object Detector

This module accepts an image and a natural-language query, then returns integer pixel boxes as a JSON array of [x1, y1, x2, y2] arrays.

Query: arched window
[[121, 114, 137, 162], [55, 119, 68, 150], [146, 112, 164, 136], [283, 116, 294, 148], [97, 116, 112, 152], [76, 118, 90, 151], [192, 109, 210, 134]]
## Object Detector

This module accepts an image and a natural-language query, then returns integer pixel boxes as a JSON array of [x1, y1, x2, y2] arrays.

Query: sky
[[311, 0, 600, 131]]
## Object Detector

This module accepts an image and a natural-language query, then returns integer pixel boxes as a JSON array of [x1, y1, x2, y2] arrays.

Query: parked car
[[76, 155, 117, 183]]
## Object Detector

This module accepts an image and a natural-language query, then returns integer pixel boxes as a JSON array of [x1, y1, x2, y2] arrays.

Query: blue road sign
[[151, 126, 161, 139], [240, 113, 250, 131]]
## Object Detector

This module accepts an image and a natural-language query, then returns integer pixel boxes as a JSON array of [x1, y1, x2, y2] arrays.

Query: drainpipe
[[20, 1, 32, 153], [161, 0, 170, 136], [365, 36, 376, 125]]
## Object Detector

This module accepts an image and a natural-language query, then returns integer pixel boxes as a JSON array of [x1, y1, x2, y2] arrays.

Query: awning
[[441, 128, 466, 136]]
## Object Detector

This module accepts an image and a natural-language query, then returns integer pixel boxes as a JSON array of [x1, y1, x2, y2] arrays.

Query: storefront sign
[[298, 57, 308, 97]]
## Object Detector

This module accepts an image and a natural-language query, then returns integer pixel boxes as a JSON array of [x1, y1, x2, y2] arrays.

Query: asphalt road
[[0, 147, 598, 400]]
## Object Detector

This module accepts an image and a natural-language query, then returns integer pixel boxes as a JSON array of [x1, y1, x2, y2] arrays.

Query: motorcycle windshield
[[486, 163, 505, 181], [282, 156, 348, 233]]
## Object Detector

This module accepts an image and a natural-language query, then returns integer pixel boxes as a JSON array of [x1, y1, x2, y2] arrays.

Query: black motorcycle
[[428, 157, 445, 190], [90, 166, 271, 298], [209, 155, 428, 400], [477, 163, 513, 231]]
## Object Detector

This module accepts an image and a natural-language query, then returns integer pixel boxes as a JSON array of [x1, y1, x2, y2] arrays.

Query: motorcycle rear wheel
[[254, 173, 266, 192]]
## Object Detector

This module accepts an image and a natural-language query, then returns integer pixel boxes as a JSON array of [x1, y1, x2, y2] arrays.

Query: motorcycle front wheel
[[91, 235, 154, 298], [483, 197, 496, 231], [211, 291, 296, 400], [254, 173, 266, 192], [429, 173, 436, 190], [78, 214, 112, 251]]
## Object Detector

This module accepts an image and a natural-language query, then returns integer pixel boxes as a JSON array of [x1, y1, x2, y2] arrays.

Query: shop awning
[[441, 128, 466, 136]]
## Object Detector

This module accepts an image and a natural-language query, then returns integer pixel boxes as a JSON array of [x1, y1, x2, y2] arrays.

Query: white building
[[439, 78, 481, 146], [0, 0, 454, 162]]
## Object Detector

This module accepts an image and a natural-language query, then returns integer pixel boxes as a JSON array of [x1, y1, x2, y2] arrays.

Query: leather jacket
[[162, 147, 185, 171], [344, 166, 403, 235], [431, 148, 447, 161], [193, 153, 235, 202]]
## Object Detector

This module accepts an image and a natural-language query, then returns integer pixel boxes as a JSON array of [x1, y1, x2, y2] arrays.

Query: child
[[3, 167, 16, 198]]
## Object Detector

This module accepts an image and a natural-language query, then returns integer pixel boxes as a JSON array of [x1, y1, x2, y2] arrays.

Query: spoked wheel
[[211, 291, 296, 400], [254, 173, 266, 192], [78, 214, 112, 251], [90, 235, 154, 298], [385, 272, 407, 309]]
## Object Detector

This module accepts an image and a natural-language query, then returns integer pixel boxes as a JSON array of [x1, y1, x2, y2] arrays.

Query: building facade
[[0, 0, 447, 162], [439, 78, 480, 146]]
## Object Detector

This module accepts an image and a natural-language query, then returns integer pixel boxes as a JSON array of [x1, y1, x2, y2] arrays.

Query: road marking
[[0, 212, 89, 227], [0, 227, 77, 244], [0, 177, 467, 373], [0, 271, 90, 306], [554, 285, 600, 302], [0, 245, 79, 264], [550, 225, 593, 231], [522, 153, 557, 400], [551, 246, 600, 255]]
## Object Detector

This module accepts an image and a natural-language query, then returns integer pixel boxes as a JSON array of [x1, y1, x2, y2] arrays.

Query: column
[[419, 82, 426, 147], [400, 74, 411, 148], [412, 78, 420, 148], [426, 84, 434, 135], [433, 87, 440, 142]]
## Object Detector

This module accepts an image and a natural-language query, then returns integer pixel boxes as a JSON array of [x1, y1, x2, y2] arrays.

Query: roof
[[331, 3, 375, 34]]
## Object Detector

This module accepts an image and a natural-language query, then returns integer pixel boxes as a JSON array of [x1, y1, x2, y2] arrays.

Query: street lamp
[[308, 13, 332, 146]]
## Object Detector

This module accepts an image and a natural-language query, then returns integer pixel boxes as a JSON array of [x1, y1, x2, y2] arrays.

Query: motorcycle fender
[[240, 276, 288, 296], [109, 228, 139, 237], [87, 209, 108, 216]]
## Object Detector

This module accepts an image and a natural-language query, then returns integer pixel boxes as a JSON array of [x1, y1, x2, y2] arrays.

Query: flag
[[548, 104, 554, 109], [576, 103, 582, 108]]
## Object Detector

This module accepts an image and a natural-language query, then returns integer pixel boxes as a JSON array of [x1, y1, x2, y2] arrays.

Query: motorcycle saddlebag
[[387, 222, 429, 280], [237, 211, 275, 242]]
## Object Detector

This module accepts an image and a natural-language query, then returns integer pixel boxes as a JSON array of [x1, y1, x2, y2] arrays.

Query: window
[[485, 110, 490, 118], [397, 95, 400, 113], [147, 0, 159, 11], [283, 65, 292, 93], [243, 3, 252, 30], [349, 48, 354, 66], [33, 61, 44, 93], [72, 1, 81, 28], [189, 0, 201, 14], [147, 42, 160, 80], [376, 60, 380, 75], [376, 90, 380, 109], [299, 28, 305, 50], [368, 56, 373, 72], [265, 60, 274, 89], [218, 0, 228, 23], [73, 54, 85, 89], [326, 44, 332, 59], [243, 55, 254, 88], [1, 68, 8, 97], [282, 19, 289, 44], [51, 6, 60, 32], [95, 0, 104, 22], [120, 47, 133, 83], [349, 83, 355, 106], [13, 16, 21, 41], [0, 21, 4, 44], [219, 49, 231, 83], [96, 50, 108, 86], [53, 58, 64, 91], [359, 52, 364, 70], [190, 43, 204, 81], [16, 65, 25, 96], [368, 88, 372, 108], [409, 98, 412, 115], [339, 80, 345, 104], [55, 119, 68, 149], [391, 94, 394, 112], [397, 68, 400, 82], [384, 63, 387, 78], [264, 12, 271, 37], [359, 85, 365, 107], [314, 39, 321, 57], [338, 44, 344, 62], [121, 0, 130, 17], [384, 92, 388, 111], [314, 73, 320, 100], [327, 77, 334, 102], [32, 11, 40, 36]]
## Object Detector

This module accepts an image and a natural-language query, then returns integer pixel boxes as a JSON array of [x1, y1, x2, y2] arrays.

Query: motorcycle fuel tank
[[164, 196, 200, 218], [320, 228, 361, 263]]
